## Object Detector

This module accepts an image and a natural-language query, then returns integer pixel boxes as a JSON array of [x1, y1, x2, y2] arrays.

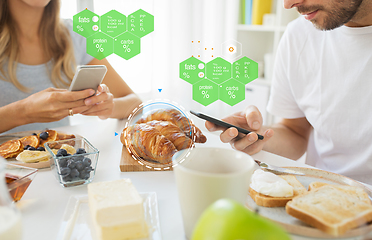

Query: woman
[[0, 0, 142, 134]]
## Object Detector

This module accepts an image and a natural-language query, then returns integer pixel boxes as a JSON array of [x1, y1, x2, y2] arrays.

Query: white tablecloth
[[17, 118, 370, 240]]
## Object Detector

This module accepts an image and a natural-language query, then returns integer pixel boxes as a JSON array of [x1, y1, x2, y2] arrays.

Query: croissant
[[145, 120, 193, 150], [137, 109, 207, 143], [121, 123, 177, 164]]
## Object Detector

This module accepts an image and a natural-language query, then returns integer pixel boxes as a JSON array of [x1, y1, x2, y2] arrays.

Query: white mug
[[172, 147, 255, 239]]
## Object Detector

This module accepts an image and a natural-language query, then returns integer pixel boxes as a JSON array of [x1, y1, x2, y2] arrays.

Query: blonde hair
[[0, 0, 75, 92]]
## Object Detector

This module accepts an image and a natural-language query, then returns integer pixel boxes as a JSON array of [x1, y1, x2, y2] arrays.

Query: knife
[[254, 160, 305, 176]]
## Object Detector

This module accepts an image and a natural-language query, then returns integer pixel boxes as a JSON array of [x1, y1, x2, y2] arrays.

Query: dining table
[[16, 117, 372, 240]]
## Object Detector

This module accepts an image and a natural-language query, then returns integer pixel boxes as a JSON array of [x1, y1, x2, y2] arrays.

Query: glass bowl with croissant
[[121, 108, 207, 167]]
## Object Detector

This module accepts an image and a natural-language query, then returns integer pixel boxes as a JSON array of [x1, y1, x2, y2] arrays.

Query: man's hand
[[22, 87, 95, 123], [81, 84, 114, 120], [205, 105, 274, 155]]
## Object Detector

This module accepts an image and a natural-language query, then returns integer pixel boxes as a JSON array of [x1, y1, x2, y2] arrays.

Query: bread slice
[[308, 182, 371, 205], [249, 175, 307, 207], [286, 185, 372, 236]]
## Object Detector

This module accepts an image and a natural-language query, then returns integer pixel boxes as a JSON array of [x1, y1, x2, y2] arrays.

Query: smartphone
[[69, 65, 107, 92], [190, 110, 264, 140]]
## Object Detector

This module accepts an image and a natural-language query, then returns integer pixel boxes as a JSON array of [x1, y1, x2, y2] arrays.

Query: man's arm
[[205, 106, 312, 160], [263, 117, 312, 160]]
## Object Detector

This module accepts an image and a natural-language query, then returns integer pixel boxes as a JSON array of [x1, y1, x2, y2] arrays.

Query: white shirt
[[267, 16, 372, 184]]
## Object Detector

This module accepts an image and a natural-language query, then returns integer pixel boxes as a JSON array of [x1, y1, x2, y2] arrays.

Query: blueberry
[[36, 146, 45, 151], [39, 131, 49, 140], [83, 173, 90, 180], [56, 153, 63, 157], [79, 170, 86, 179], [60, 167, 71, 176], [72, 154, 84, 161], [84, 166, 93, 173], [62, 175, 72, 182], [27, 146, 36, 151], [32, 133, 37, 136], [70, 169, 79, 178], [24, 145, 31, 150], [67, 160, 76, 169], [82, 158, 92, 167], [76, 148, 86, 154], [58, 158, 68, 167], [75, 161, 84, 171], [57, 149, 68, 156]]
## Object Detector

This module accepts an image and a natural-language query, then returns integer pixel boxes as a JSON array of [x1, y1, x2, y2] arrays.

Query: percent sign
[[77, 25, 83, 31], [228, 91, 236, 99], [123, 45, 131, 52], [201, 90, 209, 99], [96, 44, 104, 52], [183, 72, 190, 78]]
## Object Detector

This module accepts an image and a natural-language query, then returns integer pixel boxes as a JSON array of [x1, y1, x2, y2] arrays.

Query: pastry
[[19, 135, 40, 149], [144, 120, 193, 150], [122, 109, 207, 164], [137, 109, 207, 143], [38, 129, 58, 147], [0, 140, 23, 159], [122, 123, 177, 164]]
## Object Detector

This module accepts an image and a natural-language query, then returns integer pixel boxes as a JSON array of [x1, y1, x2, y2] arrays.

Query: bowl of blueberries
[[44, 137, 99, 187]]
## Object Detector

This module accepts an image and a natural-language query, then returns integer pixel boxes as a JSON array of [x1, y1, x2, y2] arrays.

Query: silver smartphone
[[69, 65, 107, 92]]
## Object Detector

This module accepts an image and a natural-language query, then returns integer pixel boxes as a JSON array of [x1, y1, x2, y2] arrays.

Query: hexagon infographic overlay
[[73, 9, 154, 60], [180, 56, 258, 106]]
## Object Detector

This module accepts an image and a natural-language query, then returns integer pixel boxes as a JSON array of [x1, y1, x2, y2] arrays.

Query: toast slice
[[308, 182, 371, 205], [286, 185, 372, 236], [249, 175, 307, 207]]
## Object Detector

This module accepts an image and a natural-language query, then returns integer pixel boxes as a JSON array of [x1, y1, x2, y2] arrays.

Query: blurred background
[[62, 0, 299, 126]]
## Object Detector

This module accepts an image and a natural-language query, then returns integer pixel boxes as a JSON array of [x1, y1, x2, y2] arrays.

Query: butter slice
[[88, 179, 148, 240]]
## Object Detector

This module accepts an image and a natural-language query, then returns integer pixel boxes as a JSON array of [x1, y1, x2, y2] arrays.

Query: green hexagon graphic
[[101, 10, 126, 38], [128, 9, 154, 38], [219, 78, 245, 106], [206, 57, 232, 84], [73, 9, 100, 38], [179, 57, 205, 84], [193, 79, 218, 106], [86, 32, 114, 60], [114, 32, 141, 60], [233, 56, 258, 84]]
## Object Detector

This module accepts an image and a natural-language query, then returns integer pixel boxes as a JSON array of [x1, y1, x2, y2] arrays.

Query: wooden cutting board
[[120, 146, 173, 172]]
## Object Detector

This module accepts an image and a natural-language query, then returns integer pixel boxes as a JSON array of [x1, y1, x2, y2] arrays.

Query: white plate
[[57, 192, 162, 240], [247, 167, 372, 239]]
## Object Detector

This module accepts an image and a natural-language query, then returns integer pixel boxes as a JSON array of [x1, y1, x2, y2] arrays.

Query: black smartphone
[[190, 110, 264, 140]]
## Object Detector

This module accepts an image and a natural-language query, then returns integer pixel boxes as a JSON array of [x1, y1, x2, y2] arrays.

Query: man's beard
[[297, 0, 363, 30]]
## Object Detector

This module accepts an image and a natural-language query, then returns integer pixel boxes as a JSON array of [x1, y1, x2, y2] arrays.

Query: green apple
[[191, 199, 291, 240]]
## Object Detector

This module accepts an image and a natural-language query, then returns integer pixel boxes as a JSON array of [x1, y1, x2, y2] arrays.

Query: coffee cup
[[172, 147, 255, 239]]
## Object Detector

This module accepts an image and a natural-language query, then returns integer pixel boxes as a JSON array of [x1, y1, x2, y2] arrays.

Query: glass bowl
[[44, 137, 99, 188], [5, 163, 38, 202]]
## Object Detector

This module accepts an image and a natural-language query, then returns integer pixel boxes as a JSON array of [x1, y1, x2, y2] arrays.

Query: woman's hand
[[22, 87, 95, 123], [205, 105, 274, 155], [81, 84, 114, 120]]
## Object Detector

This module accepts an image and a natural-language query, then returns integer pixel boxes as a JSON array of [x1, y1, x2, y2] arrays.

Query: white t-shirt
[[0, 19, 93, 134], [267, 16, 372, 184]]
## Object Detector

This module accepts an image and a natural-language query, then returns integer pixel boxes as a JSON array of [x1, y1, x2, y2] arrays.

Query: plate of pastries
[[0, 130, 76, 169], [120, 108, 207, 171]]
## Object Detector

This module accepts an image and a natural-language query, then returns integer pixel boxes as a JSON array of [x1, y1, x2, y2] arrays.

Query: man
[[206, 0, 372, 183]]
